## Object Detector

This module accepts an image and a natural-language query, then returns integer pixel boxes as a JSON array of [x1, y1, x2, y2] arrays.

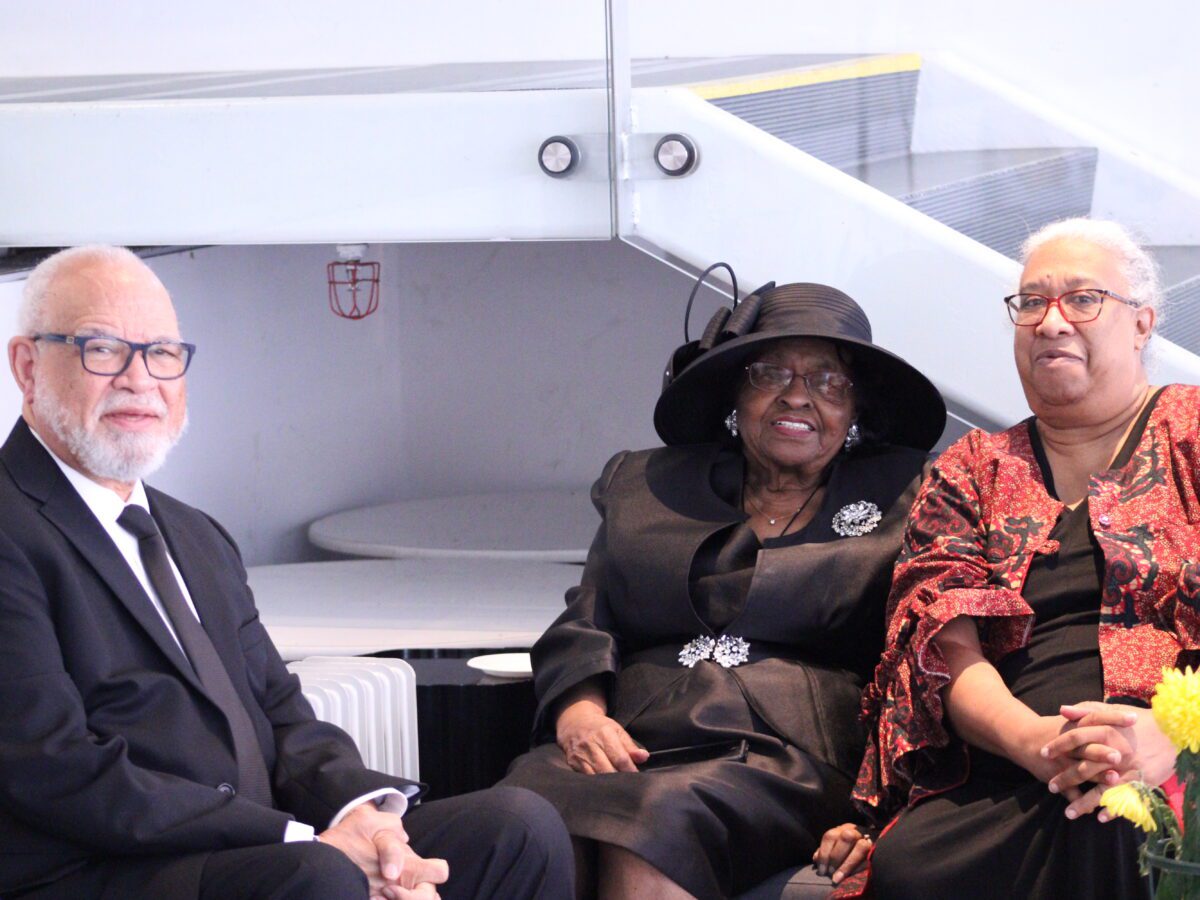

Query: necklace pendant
[[767, 516, 779, 525]]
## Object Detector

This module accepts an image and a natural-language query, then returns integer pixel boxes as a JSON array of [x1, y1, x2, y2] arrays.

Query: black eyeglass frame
[[32, 333, 197, 380], [1002, 288, 1141, 327], [744, 362, 855, 404]]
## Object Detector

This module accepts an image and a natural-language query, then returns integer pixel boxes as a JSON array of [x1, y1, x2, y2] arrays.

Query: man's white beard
[[33, 382, 186, 484]]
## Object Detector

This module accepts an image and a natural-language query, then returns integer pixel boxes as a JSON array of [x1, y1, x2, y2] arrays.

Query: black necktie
[[117, 504, 274, 808]]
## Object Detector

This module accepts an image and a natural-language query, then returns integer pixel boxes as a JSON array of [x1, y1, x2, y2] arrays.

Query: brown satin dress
[[503, 443, 927, 899]]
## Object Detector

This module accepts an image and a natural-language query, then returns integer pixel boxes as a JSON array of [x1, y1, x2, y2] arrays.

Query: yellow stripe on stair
[[691, 53, 922, 101]]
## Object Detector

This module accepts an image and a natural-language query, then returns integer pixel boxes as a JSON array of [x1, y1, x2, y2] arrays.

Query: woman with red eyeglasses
[[822, 219, 1196, 899]]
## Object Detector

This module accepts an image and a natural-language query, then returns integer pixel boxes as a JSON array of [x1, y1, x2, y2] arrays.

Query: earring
[[843, 422, 861, 451], [724, 410, 739, 437]]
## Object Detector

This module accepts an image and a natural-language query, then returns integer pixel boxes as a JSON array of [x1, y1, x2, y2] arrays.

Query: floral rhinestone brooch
[[679, 635, 750, 668], [831, 500, 882, 537]]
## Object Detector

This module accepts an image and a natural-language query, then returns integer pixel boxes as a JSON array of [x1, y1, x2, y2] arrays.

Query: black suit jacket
[[0, 419, 418, 895]]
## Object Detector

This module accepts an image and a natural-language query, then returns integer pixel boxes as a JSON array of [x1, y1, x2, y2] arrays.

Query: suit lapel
[[0, 419, 204, 693], [616, 445, 744, 634]]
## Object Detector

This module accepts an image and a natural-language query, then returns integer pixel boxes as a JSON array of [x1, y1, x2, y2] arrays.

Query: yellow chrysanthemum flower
[[1100, 783, 1157, 833], [1151, 666, 1200, 754]]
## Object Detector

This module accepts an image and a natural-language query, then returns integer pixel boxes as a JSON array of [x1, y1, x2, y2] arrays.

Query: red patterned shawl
[[854, 383, 1200, 819]]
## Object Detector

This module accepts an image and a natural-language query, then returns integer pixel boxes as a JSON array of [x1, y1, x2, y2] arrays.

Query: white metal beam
[[0, 90, 612, 244]]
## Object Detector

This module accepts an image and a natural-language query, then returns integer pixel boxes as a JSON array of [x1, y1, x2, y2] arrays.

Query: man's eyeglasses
[[1003, 288, 1141, 327], [33, 333, 196, 380], [745, 362, 854, 404]]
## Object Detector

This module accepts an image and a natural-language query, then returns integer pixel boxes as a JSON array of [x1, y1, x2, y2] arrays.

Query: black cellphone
[[640, 739, 749, 771]]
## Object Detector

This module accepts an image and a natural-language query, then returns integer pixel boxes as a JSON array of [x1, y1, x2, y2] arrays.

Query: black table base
[[372, 649, 536, 802]]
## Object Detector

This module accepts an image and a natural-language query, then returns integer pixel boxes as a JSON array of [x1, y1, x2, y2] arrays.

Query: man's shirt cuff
[[282, 786, 417, 841], [283, 820, 316, 842], [329, 787, 412, 827]]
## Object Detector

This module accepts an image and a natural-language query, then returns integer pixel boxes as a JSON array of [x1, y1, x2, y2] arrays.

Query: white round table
[[248, 557, 579, 660], [307, 489, 597, 563]]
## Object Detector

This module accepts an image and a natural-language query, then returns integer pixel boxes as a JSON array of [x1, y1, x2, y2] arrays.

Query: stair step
[[843, 148, 1097, 260], [636, 54, 866, 89], [1148, 245, 1200, 352], [1149, 245, 1200, 291], [0, 55, 906, 102], [701, 54, 920, 169]]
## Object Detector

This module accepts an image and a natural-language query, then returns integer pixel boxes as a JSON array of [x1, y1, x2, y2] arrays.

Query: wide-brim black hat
[[654, 282, 946, 450]]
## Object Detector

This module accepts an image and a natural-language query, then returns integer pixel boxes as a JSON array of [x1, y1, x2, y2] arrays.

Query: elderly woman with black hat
[[501, 277, 946, 899]]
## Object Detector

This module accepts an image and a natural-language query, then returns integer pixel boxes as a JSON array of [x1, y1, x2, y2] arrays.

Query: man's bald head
[[20, 245, 170, 336], [9, 246, 188, 498]]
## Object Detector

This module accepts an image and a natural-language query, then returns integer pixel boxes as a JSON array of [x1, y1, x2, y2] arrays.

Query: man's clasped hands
[[319, 803, 449, 900]]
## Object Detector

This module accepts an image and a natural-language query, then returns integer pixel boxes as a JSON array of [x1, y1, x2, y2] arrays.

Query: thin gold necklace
[[745, 483, 822, 535]]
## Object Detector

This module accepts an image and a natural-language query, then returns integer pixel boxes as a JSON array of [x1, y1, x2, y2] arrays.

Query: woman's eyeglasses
[[745, 362, 853, 404], [1003, 288, 1140, 327]]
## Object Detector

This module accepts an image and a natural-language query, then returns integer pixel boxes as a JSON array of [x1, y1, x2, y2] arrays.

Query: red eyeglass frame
[[1002, 288, 1141, 326]]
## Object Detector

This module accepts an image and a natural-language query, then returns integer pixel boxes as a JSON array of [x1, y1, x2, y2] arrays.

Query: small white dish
[[467, 652, 533, 679]]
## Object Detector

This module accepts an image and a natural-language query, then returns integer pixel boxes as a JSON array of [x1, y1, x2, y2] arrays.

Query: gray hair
[[20, 244, 147, 335], [1019, 218, 1164, 323]]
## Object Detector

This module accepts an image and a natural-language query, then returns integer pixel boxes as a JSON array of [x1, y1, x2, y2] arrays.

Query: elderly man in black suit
[[0, 245, 572, 900]]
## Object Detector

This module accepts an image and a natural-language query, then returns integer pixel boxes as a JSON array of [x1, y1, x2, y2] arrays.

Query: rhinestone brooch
[[831, 500, 882, 537], [713, 635, 750, 667], [678, 635, 750, 668], [678, 636, 715, 667]]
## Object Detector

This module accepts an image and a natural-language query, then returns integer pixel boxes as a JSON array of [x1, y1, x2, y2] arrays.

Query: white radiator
[[286, 656, 419, 782]]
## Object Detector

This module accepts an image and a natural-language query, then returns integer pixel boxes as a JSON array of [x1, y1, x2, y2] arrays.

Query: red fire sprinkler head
[[328, 244, 380, 320]]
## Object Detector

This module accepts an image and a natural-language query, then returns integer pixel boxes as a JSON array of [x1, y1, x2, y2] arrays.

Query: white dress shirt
[[31, 429, 408, 840]]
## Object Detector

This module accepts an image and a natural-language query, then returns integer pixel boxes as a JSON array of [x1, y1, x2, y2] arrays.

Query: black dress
[[868, 401, 1159, 900], [502, 443, 929, 899]]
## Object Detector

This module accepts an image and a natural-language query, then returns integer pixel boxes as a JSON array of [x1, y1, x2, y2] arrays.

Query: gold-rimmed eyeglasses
[[745, 362, 854, 404]]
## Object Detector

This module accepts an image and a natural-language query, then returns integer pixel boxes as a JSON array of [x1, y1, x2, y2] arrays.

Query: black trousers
[[15, 786, 573, 900]]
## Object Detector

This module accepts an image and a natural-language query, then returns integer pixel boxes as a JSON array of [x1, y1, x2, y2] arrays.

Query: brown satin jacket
[[531, 441, 929, 781]]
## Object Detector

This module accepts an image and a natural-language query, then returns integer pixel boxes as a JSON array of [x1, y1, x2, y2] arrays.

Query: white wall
[[3, 241, 690, 565], [0, 282, 23, 417], [3, 1, 1196, 180]]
